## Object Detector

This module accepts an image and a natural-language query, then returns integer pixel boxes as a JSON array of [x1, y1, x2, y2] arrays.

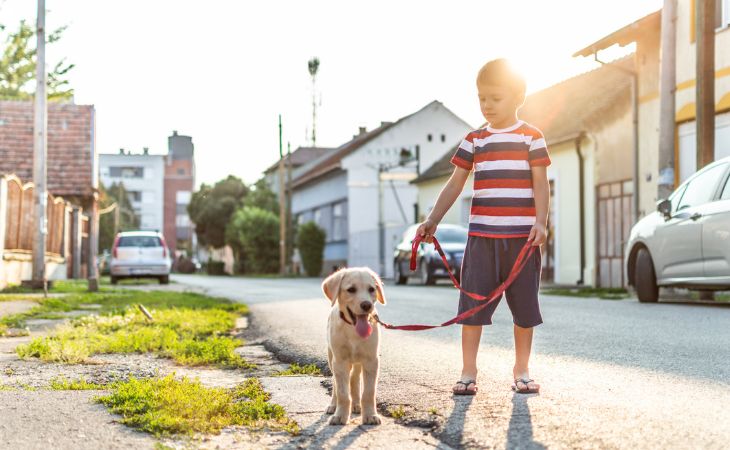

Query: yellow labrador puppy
[[322, 267, 385, 426]]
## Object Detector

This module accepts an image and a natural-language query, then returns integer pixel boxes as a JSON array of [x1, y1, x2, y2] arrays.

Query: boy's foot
[[452, 379, 478, 395], [512, 378, 540, 394]]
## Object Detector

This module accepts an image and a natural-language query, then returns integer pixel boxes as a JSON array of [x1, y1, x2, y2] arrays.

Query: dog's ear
[[322, 270, 346, 305], [367, 268, 386, 304]]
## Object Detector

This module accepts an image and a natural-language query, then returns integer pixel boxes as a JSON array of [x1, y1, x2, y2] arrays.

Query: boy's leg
[[454, 324, 482, 393], [513, 324, 539, 391]]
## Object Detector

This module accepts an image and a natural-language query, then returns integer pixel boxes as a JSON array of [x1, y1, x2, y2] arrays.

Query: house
[[262, 146, 335, 194], [412, 60, 634, 287], [573, 2, 730, 285], [291, 100, 473, 277], [100, 149, 165, 232], [99, 131, 196, 257], [0, 100, 97, 286]]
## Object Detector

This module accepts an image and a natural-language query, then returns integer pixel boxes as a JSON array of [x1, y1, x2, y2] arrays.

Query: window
[[440, 134, 446, 143], [721, 175, 730, 200], [117, 236, 162, 247], [427, 134, 433, 142], [176, 191, 191, 204], [332, 201, 347, 241], [177, 168, 185, 175], [717, 0, 730, 29], [109, 166, 144, 178], [676, 163, 728, 211], [127, 191, 141, 202], [176, 214, 191, 227]]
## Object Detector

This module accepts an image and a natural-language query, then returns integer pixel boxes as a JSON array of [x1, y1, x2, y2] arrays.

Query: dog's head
[[321, 267, 385, 338]]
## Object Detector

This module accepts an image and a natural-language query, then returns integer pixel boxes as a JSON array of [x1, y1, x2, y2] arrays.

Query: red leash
[[373, 234, 537, 331]]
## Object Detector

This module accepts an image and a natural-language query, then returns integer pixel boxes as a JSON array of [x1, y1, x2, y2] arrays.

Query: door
[[654, 163, 728, 281], [702, 167, 730, 280]]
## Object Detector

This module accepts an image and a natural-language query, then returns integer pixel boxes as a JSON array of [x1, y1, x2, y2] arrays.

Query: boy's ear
[[367, 268, 386, 304], [322, 270, 346, 305]]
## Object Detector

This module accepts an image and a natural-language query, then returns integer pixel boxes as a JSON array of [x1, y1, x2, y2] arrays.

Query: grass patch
[[389, 405, 406, 419], [428, 407, 440, 415], [541, 287, 630, 300], [16, 307, 253, 369], [0, 383, 15, 391], [273, 363, 322, 377], [96, 375, 298, 436], [49, 376, 108, 390]]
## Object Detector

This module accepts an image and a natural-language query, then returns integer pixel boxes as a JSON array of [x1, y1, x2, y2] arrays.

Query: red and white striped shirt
[[450, 120, 551, 238]]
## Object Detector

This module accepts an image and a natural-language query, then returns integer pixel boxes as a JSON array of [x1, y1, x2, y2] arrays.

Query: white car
[[110, 231, 172, 285], [625, 156, 730, 302]]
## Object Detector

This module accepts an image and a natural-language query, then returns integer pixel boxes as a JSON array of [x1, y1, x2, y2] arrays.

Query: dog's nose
[[360, 301, 372, 312]]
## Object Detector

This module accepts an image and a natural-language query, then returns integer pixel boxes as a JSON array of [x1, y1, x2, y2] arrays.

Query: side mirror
[[657, 199, 671, 219]]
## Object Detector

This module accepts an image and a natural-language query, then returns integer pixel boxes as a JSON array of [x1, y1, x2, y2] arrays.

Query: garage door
[[678, 112, 730, 182]]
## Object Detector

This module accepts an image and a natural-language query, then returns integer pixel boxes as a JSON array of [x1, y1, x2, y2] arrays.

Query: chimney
[[119, 148, 124, 155], [380, 121, 392, 127], [143, 147, 149, 155], [173, 130, 178, 136], [358, 126, 367, 135]]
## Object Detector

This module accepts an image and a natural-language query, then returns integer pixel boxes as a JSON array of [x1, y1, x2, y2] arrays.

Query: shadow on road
[[440, 394, 474, 448], [506, 393, 545, 450]]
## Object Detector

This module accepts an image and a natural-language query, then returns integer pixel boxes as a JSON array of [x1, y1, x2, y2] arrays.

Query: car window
[[675, 163, 728, 211], [118, 236, 162, 247], [669, 185, 687, 214], [435, 227, 468, 243], [721, 174, 730, 200]]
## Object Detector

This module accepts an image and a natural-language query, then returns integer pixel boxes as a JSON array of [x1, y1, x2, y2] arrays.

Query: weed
[[96, 375, 298, 436], [389, 405, 406, 419], [273, 363, 322, 377], [428, 407, 440, 415], [49, 376, 108, 390], [541, 287, 630, 300]]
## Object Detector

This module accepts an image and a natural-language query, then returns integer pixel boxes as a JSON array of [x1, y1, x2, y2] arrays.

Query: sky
[[0, 0, 663, 188]]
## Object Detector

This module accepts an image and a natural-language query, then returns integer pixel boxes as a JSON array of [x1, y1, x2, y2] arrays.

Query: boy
[[416, 58, 550, 395]]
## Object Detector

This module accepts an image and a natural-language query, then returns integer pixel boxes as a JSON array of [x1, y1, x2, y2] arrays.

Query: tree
[[0, 20, 75, 101], [98, 182, 140, 252], [228, 206, 279, 274], [187, 176, 248, 249], [297, 221, 326, 277], [247, 179, 278, 214]]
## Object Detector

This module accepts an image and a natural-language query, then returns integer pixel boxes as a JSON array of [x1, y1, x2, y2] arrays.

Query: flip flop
[[512, 378, 539, 394], [453, 379, 478, 395]]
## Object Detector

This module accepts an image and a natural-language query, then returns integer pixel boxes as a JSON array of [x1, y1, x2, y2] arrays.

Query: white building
[[99, 149, 165, 232], [291, 100, 472, 278]]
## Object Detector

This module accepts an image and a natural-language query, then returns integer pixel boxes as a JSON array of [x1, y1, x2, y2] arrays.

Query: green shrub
[[228, 206, 279, 274], [206, 259, 226, 276], [296, 221, 326, 277]]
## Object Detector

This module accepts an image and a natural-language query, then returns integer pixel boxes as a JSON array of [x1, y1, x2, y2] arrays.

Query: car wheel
[[394, 261, 407, 285], [159, 275, 170, 285], [110, 276, 118, 285], [635, 248, 659, 303], [420, 259, 435, 285]]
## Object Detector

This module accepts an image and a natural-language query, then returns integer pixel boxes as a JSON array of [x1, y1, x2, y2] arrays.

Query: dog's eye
[[368, 287, 375, 293], [347, 287, 356, 293]]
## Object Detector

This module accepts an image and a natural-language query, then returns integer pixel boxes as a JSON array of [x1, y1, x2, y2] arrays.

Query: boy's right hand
[[415, 219, 438, 243]]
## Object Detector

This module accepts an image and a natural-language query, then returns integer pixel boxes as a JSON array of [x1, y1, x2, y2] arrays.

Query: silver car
[[110, 231, 172, 284], [626, 156, 730, 302]]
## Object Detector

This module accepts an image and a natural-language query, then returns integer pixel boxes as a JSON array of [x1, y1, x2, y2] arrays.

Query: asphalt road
[[173, 274, 730, 449]]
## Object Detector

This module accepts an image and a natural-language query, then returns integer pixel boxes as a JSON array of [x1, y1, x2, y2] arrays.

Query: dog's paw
[[362, 414, 381, 425], [325, 404, 336, 414], [352, 404, 361, 414], [328, 414, 349, 425]]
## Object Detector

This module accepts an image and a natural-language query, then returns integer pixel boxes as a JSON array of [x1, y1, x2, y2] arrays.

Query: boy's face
[[477, 84, 524, 128]]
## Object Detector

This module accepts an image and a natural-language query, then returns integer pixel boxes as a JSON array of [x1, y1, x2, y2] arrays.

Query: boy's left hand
[[528, 223, 547, 246]]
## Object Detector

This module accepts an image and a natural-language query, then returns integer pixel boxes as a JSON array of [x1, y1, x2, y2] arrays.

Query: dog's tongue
[[355, 314, 372, 338]]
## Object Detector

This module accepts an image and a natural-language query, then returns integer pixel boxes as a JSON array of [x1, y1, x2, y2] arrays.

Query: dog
[[321, 267, 385, 425]]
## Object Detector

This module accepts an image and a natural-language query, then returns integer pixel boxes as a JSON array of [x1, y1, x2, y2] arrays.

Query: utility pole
[[30, 0, 47, 290], [658, 0, 677, 200], [278, 115, 286, 275], [286, 142, 293, 274], [377, 165, 385, 277], [308, 57, 320, 147], [696, 0, 716, 170]]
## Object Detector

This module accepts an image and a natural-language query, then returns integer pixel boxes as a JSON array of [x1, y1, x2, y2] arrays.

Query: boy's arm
[[416, 167, 470, 242], [529, 165, 550, 246]]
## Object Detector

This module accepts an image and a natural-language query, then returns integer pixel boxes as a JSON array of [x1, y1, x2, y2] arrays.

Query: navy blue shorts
[[456, 236, 543, 328]]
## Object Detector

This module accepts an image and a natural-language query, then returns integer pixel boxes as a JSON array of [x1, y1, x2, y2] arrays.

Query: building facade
[[164, 131, 195, 255], [99, 150, 165, 232]]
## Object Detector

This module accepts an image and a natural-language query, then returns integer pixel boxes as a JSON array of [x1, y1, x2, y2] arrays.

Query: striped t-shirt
[[450, 120, 551, 238]]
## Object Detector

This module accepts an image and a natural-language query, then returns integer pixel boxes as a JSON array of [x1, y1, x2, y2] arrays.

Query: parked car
[[625, 156, 730, 302], [109, 231, 172, 284], [393, 224, 468, 285]]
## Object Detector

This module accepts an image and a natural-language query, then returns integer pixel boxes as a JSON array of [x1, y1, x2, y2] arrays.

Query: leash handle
[[382, 233, 537, 331]]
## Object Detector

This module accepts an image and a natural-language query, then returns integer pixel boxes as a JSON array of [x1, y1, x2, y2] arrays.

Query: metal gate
[[596, 180, 633, 287]]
